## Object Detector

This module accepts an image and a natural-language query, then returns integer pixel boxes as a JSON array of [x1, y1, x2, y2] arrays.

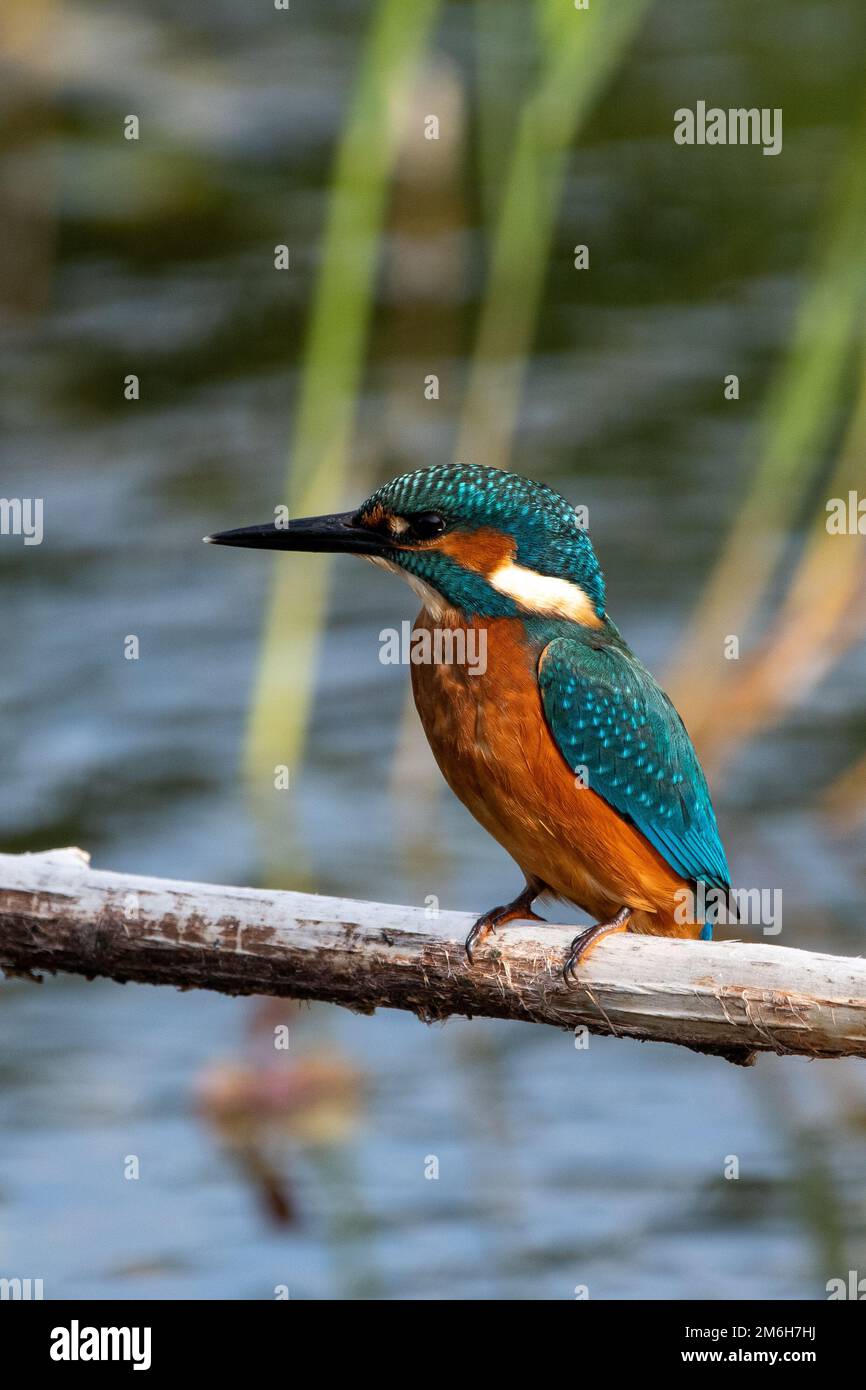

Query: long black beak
[[204, 511, 392, 556]]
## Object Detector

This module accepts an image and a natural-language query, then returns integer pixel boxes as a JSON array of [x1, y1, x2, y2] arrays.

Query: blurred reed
[[665, 98, 866, 768], [0, 0, 57, 321], [457, 0, 651, 469], [696, 352, 866, 779], [823, 755, 866, 835]]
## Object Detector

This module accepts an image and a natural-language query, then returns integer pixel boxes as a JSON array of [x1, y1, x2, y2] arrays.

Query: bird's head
[[207, 464, 605, 625]]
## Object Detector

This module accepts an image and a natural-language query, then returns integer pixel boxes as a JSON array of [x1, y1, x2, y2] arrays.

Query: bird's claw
[[561, 928, 594, 984], [562, 933, 588, 984], [465, 915, 496, 964], [465, 887, 546, 965], [562, 909, 632, 985]]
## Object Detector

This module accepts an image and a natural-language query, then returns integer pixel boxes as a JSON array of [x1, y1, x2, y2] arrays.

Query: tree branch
[[1, 848, 864, 1067]]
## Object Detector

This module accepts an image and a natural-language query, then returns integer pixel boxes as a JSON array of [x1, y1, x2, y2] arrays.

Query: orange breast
[[410, 609, 702, 938]]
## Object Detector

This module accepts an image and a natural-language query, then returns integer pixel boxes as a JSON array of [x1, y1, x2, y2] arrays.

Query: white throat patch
[[367, 556, 448, 620], [487, 559, 601, 626]]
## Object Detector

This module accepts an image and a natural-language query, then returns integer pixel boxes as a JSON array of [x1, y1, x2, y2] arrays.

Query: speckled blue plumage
[[538, 636, 730, 898]]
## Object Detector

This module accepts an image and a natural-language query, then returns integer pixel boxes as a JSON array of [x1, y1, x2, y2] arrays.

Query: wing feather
[[538, 637, 730, 891]]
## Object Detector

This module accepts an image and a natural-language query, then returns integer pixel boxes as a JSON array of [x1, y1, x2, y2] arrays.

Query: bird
[[206, 464, 731, 980]]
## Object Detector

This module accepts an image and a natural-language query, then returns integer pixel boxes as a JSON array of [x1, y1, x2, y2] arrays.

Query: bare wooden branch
[[1, 848, 864, 1066]]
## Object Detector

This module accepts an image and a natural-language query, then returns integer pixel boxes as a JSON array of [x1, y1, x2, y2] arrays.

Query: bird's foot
[[465, 887, 544, 964], [562, 906, 632, 984]]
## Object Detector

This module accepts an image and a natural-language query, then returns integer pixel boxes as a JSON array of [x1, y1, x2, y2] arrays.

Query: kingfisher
[[207, 464, 730, 979]]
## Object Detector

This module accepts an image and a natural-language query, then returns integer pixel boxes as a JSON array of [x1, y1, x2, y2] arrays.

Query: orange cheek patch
[[435, 528, 515, 573]]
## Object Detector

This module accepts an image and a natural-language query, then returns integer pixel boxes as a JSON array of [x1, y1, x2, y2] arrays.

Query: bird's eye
[[410, 511, 446, 540]]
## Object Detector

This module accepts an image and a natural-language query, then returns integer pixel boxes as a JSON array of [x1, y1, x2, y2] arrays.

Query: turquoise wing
[[538, 636, 730, 892]]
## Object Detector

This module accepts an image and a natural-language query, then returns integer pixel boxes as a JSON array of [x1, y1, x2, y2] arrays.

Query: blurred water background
[[1, 0, 865, 1299]]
